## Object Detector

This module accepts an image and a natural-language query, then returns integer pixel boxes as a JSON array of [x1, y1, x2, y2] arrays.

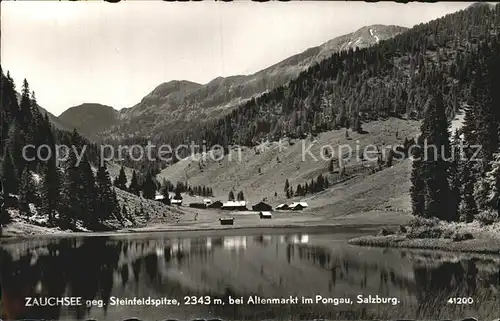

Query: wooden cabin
[[259, 211, 272, 219], [276, 203, 290, 210], [221, 201, 247, 211], [219, 217, 234, 225], [189, 203, 206, 209], [171, 199, 183, 206], [289, 202, 308, 211], [207, 200, 223, 209], [252, 201, 273, 211]]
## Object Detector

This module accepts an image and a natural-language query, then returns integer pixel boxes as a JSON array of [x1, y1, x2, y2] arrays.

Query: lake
[[1, 226, 499, 320]]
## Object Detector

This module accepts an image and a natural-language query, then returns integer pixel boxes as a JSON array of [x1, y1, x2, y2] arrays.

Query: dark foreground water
[[1, 227, 499, 321]]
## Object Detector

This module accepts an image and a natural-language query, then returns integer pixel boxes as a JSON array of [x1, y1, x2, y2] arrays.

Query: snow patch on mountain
[[369, 29, 380, 43]]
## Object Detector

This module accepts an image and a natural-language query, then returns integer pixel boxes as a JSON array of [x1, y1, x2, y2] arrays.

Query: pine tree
[[1, 148, 18, 196], [5, 123, 26, 184], [161, 184, 171, 205], [420, 90, 452, 221], [410, 136, 425, 217], [95, 164, 117, 221], [475, 152, 500, 212], [228, 191, 235, 201], [60, 146, 84, 226], [461, 159, 478, 223], [328, 159, 335, 173], [142, 172, 156, 199], [296, 184, 302, 196], [284, 179, 290, 193], [115, 166, 127, 190], [0, 71, 20, 153], [448, 130, 462, 222], [462, 102, 476, 147], [473, 58, 498, 169], [79, 154, 98, 226], [174, 183, 182, 200], [316, 174, 325, 192], [386, 149, 394, 167], [19, 79, 33, 134], [39, 122, 59, 225], [128, 171, 140, 196], [237, 191, 245, 201], [18, 168, 35, 216]]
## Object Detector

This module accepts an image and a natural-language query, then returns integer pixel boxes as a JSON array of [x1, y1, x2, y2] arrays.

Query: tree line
[[410, 33, 500, 224], [103, 5, 500, 176], [0, 73, 119, 230]]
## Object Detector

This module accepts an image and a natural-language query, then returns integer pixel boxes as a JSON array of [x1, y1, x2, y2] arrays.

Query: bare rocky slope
[[156, 118, 421, 219], [57, 25, 406, 140]]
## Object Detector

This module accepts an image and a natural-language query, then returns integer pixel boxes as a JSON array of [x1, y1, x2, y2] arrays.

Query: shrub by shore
[[349, 216, 500, 254]]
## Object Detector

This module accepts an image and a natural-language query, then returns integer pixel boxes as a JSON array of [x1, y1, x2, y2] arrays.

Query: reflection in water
[[223, 236, 247, 250], [1, 233, 499, 321]]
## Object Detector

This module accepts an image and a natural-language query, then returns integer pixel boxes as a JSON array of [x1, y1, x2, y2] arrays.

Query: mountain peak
[[149, 80, 202, 98], [58, 103, 119, 139]]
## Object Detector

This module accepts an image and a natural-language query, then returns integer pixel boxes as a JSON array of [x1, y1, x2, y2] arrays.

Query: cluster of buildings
[[154, 193, 308, 225], [154, 194, 182, 205], [154, 194, 309, 212], [276, 202, 309, 211]]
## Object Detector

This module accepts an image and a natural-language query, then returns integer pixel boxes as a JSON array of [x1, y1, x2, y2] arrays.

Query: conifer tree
[[174, 182, 183, 200], [473, 58, 497, 169], [420, 90, 452, 221], [60, 147, 84, 226], [462, 102, 476, 147], [142, 171, 156, 199], [1, 148, 18, 196], [386, 149, 394, 167], [19, 168, 35, 216], [128, 171, 140, 196], [410, 136, 425, 217], [0, 71, 19, 152], [6, 123, 26, 182], [161, 183, 171, 205], [95, 164, 117, 221], [19, 79, 33, 134], [316, 174, 325, 192], [448, 130, 462, 222], [228, 191, 235, 201], [296, 184, 302, 196], [328, 159, 335, 173], [115, 166, 127, 190], [461, 159, 478, 222], [79, 154, 98, 226], [39, 122, 59, 225]]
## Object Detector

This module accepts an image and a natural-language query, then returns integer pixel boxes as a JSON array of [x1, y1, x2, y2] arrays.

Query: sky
[[1, 1, 484, 116]]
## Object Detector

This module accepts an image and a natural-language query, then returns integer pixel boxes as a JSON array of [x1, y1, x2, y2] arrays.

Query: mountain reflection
[[1, 233, 499, 320]]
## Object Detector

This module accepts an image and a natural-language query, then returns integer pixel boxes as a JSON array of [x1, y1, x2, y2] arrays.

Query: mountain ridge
[[56, 24, 407, 140], [58, 103, 119, 139]]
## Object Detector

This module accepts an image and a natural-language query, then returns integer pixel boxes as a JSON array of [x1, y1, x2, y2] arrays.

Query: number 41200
[[447, 297, 474, 304]]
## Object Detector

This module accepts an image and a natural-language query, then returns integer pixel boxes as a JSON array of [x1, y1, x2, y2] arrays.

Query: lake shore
[[348, 220, 500, 255], [6, 207, 500, 257], [1, 208, 408, 240]]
